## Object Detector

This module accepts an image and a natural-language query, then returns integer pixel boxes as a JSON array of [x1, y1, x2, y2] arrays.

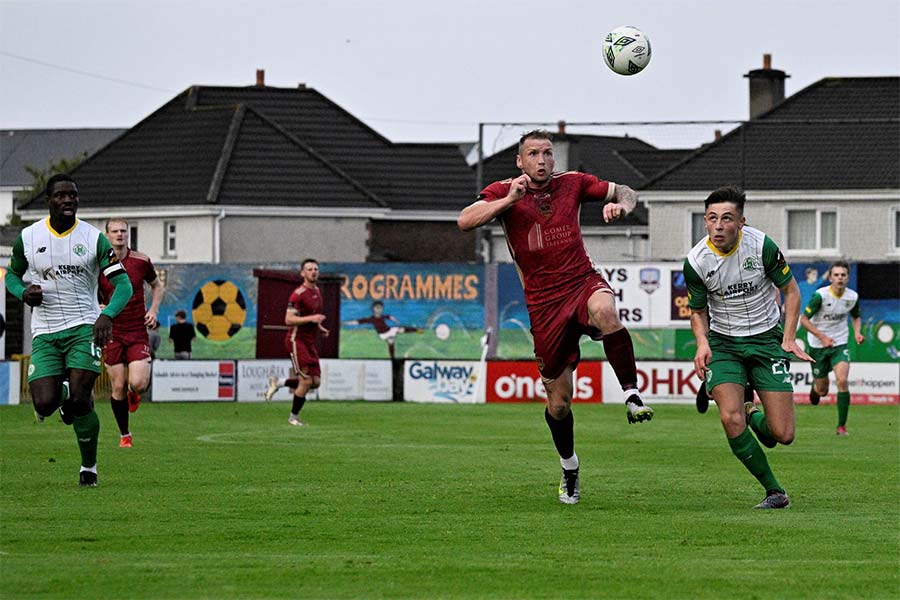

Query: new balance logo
[[37, 247, 47, 253]]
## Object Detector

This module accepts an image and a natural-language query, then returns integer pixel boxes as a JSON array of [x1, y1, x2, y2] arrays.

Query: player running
[[6, 174, 132, 487], [265, 259, 329, 426], [99, 218, 164, 448], [685, 186, 812, 509], [799, 260, 864, 435], [343, 300, 422, 359], [457, 129, 653, 505]]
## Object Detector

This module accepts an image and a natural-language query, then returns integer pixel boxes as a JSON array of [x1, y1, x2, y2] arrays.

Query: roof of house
[[0, 128, 125, 187], [642, 77, 900, 191], [18, 85, 474, 212]]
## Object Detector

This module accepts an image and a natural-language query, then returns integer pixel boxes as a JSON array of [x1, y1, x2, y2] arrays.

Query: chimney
[[743, 53, 789, 119], [557, 120, 566, 136], [255, 69, 265, 87]]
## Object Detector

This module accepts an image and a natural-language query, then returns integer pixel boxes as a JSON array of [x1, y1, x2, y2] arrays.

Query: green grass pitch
[[1, 402, 897, 599]]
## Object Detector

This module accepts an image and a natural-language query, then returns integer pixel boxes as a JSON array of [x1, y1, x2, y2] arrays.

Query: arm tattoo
[[614, 185, 638, 213]]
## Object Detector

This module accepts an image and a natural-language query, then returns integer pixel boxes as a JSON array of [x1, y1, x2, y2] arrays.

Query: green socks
[[73, 410, 100, 468], [749, 410, 777, 448], [728, 428, 783, 494], [837, 391, 850, 427]]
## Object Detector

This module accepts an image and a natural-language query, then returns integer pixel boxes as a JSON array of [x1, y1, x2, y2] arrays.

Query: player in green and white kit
[[684, 186, 812, 509], [6, 174, 132, 487], [799, 260, 864, 435]]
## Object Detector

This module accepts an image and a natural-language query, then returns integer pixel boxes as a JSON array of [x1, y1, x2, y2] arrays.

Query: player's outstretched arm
[[780, 279, 813, 362], [852, 316, 865, 344], [602, 184, 638, 222], [690, 308, 712, 380], [799, 314, 834, 348], [457, 175, 529, 231], [145, 278, 164, 328]]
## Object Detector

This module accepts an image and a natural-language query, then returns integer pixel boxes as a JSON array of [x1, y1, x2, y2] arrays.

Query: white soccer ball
[[435, 324, 451, 341], [602, 25, 652, 76]]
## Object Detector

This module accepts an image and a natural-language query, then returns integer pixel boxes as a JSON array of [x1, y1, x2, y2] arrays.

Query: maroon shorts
[[285, 336, 321, 378], [529, 273, 612, 380], [104, 329, 151, 366]]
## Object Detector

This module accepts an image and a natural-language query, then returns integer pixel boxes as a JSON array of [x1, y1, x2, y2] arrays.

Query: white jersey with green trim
[[805, 286, 859, 348], [18, 218, 114, 336], [685, 226, 787, 337]]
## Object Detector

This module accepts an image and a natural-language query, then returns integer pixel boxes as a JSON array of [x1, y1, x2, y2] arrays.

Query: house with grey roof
[[15, 71, 675, 265], [640, 65, 900, 262], [16, 72, 481, 263]]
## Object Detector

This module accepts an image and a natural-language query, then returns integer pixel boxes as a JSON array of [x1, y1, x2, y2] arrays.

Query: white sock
[[121, 433, 131, 438], [80, 464, 98, 473], [560, 453, 579, 471]]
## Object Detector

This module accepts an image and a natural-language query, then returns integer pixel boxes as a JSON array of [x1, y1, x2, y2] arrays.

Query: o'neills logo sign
[[485, 361, 602, 403]]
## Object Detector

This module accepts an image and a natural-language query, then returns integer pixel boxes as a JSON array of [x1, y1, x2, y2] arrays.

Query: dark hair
[[829, 260, 850, 273], [518, 129, 553, 153], [175, 309, 187, 318], [704, 185, 745, 213], [45, 173, 76, 198], [301, 258, 318, 269], [371, 300, 384, 308]]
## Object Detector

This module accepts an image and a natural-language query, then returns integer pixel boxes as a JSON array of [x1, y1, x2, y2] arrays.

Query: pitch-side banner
[[498, 262, 690, 329], [0, 361, 20, 405], [601, 361, 899, 404], [152, 360, 236, 402], [403, 360, 483, 403], [790, 363, 899, 405], [601, 361, 703, 404], [235, 359, 393, 402], [484, 361, 602, 403]]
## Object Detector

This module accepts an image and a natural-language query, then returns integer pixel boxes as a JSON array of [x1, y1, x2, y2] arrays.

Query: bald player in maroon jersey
[[265, 258, 329, 426], [458, 130, 654, 505], [99, 218, 164, 448]]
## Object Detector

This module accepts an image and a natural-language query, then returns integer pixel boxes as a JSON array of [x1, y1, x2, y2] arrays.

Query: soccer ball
[[602, 25, 651, 76], [192, 279, 247, 341]]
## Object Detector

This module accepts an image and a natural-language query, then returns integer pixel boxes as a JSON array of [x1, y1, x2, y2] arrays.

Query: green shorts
[[705, 327, 794, 393], [28, 324, 102, 382], [808, 344, 850, 379]]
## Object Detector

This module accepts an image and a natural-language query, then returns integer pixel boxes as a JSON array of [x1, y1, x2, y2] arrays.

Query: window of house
[[690, 212, 707, 247], [894, 208, 900, 251], [787, 209, 837, 251], [129, 225, 138, 251], [164, 221, 176, 256]]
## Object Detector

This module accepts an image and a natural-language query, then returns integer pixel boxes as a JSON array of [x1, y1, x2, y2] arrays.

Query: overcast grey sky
[[2, 0, 898, 150]]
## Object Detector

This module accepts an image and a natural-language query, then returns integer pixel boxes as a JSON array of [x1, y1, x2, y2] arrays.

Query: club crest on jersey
[[73, 244, 87, 257], [742, 256, 761, 271], [534, 192, 553, 218], [639, 268, 661, 294]]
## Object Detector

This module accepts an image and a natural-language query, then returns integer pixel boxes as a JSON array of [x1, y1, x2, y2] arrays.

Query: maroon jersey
[[98, 249, 158, 334], [357, 315, 392, 334], [479, 172, 614, 308], [285, 285, 323, 344]]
